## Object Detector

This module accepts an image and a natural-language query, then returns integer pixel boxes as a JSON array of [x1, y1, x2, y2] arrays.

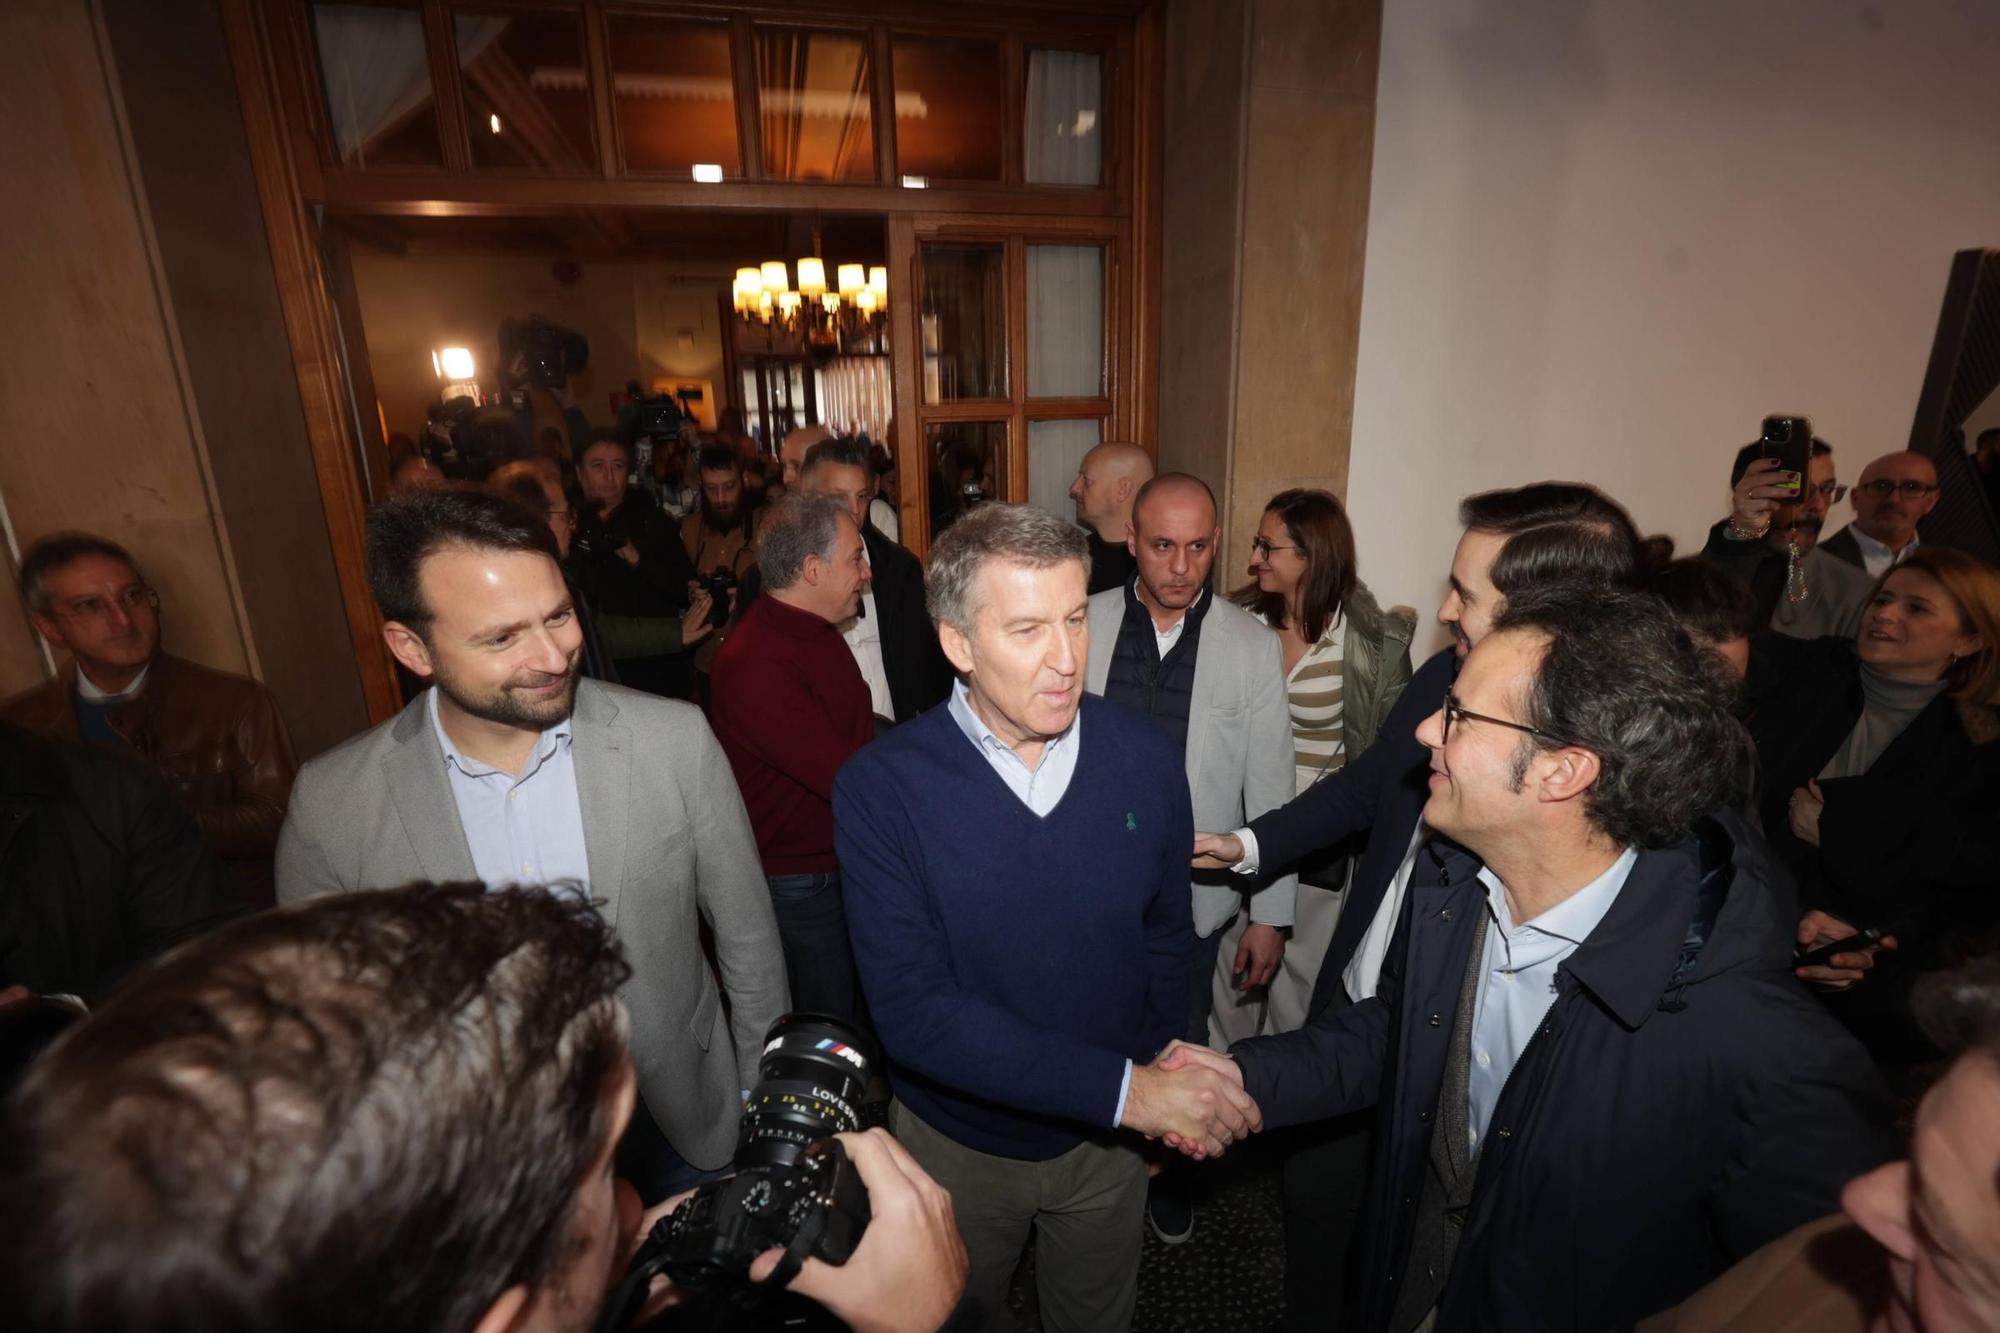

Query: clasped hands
[[1120, 1039, 1262, 1161]]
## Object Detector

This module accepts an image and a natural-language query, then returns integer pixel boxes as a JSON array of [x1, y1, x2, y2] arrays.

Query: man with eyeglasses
[[1162, 584, 1895, 1332], [4, 532, 297, 904], [1819, 450, 1942, 578], [1704, 436, 1873, 639], [1191, 482, 1648, 1331]]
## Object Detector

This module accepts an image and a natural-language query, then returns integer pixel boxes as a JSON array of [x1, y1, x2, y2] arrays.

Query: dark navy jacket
[[1247, 646, 1455, 1016], [1232, 814, 1895, 1332]]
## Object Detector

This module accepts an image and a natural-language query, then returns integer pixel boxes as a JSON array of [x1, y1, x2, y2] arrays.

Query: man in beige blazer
[[277, 490, 787, 1194]]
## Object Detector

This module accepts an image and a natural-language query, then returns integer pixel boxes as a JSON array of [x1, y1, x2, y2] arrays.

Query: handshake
[[1118, 1040, 1262, 1159]]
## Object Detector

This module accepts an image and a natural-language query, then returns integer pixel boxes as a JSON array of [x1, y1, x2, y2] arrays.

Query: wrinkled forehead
[[970, 557, 1088, 627]]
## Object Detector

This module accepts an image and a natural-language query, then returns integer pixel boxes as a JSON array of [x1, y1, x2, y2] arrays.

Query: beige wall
[[349, 249, 733, 443], [1346, 0, 2000, 653], [1160, 0, 1381, 580], [0, 0, 251, 693]]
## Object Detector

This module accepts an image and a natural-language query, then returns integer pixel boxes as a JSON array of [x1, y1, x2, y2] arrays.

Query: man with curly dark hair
[[1159, 585, 1897, 1332]]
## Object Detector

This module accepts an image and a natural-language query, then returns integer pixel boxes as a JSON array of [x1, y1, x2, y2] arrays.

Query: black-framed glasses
[[1801, 481, 1848, 502], [1441, 692, 1564, 747], [1856, 479, 1939, 499], [1249, 537, 1302, 558]]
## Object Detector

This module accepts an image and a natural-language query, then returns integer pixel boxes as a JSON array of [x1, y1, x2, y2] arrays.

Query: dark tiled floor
[[1006, 1147, 1287, 1333]]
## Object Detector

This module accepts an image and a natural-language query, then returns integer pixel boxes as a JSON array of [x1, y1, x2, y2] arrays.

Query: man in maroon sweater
[[710, 493, 874, 1021]]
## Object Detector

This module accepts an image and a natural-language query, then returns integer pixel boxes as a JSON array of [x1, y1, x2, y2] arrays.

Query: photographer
[[500, 316, 592, 459], [0, 883, 967, 1333], [572, 432, 702, 698]]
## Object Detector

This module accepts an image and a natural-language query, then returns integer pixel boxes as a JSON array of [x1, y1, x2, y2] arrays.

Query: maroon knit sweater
[[709, 594, 873, 874]]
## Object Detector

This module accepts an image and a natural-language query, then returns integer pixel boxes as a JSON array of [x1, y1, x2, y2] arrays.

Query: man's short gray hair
[[925, 503, 1089, 630], [758, 493, 849, 591]]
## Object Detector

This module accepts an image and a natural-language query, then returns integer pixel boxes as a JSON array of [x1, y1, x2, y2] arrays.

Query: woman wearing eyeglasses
[[1743, 546, 2000, 1071], [1228, 489, 1415, 1035]]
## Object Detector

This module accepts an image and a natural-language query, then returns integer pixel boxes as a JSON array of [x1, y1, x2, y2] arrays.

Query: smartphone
[[1793, 926, 1882, 970], [1757, 415, 1813, 496]]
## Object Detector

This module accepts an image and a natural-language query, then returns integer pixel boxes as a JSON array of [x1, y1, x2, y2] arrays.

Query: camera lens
[[735, 1013, 875, 1172]]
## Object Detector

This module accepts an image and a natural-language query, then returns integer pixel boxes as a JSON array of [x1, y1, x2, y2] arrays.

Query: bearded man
[[276, 489, 786, 1204]]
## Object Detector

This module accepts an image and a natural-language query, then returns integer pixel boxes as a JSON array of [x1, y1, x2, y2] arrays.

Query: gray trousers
[[893, 1101, 1148, 1333]]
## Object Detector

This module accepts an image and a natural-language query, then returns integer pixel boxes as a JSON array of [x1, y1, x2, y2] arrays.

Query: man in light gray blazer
[[1082, 473, 1296, 1244], [277, 490, 786, 1192]]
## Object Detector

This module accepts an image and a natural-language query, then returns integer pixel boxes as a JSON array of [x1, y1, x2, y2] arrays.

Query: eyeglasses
[[1441, 692, 1564, 747], [1856, 479, 1939, 499], [1796, 482, 1848, 502], [52, 585, 159, 621], [1249, 537, 1303, 558]]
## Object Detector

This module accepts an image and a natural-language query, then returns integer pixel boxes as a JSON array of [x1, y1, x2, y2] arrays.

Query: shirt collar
[[75, 661, 150, 703], [1849, 524, 1916, 563], [1476, 845, 1639, 949], [427, 685, 572, 778], [947, 677, 1080, 770]]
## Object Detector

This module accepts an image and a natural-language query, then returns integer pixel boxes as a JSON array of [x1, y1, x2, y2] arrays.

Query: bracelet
[[1725, 513, 1771, 541]]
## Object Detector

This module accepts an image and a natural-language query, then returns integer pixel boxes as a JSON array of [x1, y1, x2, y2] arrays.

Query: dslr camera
[[699, 569, 739, 631], [599, 1015, 875, 1329]]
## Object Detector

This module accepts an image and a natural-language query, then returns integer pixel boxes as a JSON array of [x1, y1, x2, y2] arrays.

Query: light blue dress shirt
[[946, 678, 1081, 815], [427, 688, 592, 895], [1465, 846, 1637, 1152], [946, 679, 1137, 1123]]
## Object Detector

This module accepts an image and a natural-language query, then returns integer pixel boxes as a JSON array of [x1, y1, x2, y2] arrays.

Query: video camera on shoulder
[[598, 1014, 875, 1331], [500, 315, 590, 389]]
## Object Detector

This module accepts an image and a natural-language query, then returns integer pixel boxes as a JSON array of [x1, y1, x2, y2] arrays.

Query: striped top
[[1257, 609, 1347, 795]]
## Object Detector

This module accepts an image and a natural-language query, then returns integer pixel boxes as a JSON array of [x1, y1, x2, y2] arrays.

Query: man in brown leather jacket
[[3, 534, 297, 903]]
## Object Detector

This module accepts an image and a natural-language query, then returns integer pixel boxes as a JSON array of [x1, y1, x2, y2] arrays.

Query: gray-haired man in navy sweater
[[835, 503, 1263, 1333]]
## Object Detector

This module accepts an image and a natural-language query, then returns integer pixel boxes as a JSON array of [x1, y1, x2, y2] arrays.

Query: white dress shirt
[[1847, 525, 1918, 579], [1465, 846, 1637, 1151], [75, 662, 149, 703], [838, 541, 895, 719], [428, 687, 591, 895], [1340, 822, 1431, 1002]]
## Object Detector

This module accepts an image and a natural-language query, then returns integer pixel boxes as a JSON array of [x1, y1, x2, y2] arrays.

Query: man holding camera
[[836, 503, 1263, 1333], [0, 882, 967, 1333], [276, 489, 786, 1206], [710, 495, 874, 1023]]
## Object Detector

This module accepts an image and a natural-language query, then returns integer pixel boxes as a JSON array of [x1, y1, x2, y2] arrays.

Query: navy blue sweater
[[834, 694, 1194, 1160]]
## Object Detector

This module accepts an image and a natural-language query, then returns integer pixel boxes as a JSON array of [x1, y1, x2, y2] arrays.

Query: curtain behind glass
[[312, 6, 442, 165], [1027, 245, 1103, 398], [1029, 419, 1101, 520], [1024, 50, 1102, 186]]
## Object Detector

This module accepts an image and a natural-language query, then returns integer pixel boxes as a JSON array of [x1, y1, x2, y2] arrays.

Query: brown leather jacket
[[1, 653, 297, 887]]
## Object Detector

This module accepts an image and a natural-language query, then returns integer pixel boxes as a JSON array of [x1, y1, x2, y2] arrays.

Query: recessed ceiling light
[[488, 113, 502, 134], [900, 175, 928, 189], [691, 163, 724, 184]]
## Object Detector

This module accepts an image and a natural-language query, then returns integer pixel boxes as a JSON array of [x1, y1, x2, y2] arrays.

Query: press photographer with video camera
[[0, 884, 968, 1333], [501, 315, 593, 459]]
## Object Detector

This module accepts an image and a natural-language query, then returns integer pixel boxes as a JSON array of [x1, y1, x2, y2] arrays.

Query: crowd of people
[[3, 391, 2000, 1333]]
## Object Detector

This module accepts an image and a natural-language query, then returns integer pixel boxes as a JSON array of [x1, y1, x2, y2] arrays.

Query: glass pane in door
[[607, 15, 740, 176], [1026, 245, 1104, 398], [1024, 49, 1102, 186], [311, 4, 442, 169], [1028, 419, 1102, 521], [455, 11, 596, 171], [755, 26, 876, 182], [921, 243, 1007, 403], [926, 422, 1006, 538], [893, 35, 1003, 181]]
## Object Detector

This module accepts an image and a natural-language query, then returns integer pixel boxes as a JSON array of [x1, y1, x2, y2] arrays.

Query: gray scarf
[[1819, 664, 1947, 780]]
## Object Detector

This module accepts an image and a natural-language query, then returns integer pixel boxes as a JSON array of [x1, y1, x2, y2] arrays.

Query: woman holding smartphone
[[1745, 547, 2000, 1069]]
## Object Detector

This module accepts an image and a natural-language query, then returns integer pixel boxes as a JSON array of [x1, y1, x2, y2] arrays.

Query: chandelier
[[733, 255, 887, 350]]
